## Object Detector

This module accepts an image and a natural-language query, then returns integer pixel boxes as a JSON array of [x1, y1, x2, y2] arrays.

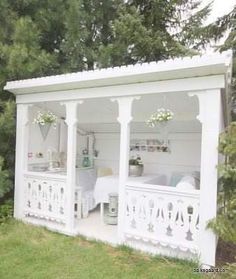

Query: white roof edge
[[4, 50, 233, 92]]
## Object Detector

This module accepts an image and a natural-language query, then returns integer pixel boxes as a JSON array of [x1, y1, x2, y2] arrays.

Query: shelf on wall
[[130, 139, 170, 153]]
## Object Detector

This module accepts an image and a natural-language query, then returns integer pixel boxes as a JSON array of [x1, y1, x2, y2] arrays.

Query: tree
[[206, 5, 236, 52], [2, 17, 57, 80], [206, 7, 236, 273], [61, 0, 122, 71], [208, 123, 236, 243], [215, 6, 236, 121], [0, 0, 60, 199], [0, 102, 15, 199], [98, 0, 212, 67]]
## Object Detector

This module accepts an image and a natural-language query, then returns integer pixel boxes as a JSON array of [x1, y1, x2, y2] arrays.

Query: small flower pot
[[129, 165, 144, 177]]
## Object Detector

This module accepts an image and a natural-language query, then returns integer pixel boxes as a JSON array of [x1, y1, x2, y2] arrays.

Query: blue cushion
[[170, 173, 184, 187]]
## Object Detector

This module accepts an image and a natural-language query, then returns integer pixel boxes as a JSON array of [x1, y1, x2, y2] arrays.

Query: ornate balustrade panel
[[24, 173, 67, 224], [124, 183, 200, 253]]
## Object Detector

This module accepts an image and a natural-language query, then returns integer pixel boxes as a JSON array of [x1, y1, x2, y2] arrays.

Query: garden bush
[[208, 122, 236, 243], [0, 199, 13, 224]]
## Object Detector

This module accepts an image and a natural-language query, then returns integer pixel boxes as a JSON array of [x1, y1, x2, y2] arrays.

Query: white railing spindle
[[124, 183, 200, 254]]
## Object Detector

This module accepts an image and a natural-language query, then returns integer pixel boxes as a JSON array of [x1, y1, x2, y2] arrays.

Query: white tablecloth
[[93, 174, 158, 205], [76, 168, 96, 192], [76, 168, 97, 215]]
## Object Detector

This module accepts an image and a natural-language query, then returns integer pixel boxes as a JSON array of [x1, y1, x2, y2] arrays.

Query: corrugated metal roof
[[4, 51, 233, 95]]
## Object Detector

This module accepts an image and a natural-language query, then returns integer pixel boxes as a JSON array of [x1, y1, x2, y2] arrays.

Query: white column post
[[14, 104, 31, 219], [112, 96, 140, 242], [62, 100, 83, 234], [189, 89, 222, 267]]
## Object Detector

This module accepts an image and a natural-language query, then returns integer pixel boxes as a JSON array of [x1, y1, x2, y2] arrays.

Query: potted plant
[[129, 155, 144, 176], [33, 111, 57, 140]]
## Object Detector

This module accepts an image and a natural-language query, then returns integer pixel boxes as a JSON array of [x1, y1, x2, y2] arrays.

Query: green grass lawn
[[0, 220, 204, 279]]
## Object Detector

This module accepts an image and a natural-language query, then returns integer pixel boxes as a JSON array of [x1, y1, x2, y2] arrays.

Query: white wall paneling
[[94, 132, 201, 179]]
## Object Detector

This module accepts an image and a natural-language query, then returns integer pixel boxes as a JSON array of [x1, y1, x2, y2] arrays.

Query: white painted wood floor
[[75, 206, 118, 245]]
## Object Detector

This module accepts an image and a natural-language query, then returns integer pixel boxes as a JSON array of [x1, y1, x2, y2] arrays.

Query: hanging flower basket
[[146, 108, 174, 127], [146, 108, 173, 146], [33, 111, 57, 140], [39, 123, 51, 140]]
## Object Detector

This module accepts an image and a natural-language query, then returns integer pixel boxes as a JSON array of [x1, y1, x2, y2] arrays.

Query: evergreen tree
[[207, 5, 236, 52], [3, 16, 57, 80], [98, 0, 212, 66], [208, 5, 236, 119], [61, 0, 122, 71], [208, 123, 236, 243], [0, 102, 15, 199], [0, 0, 60, 199]]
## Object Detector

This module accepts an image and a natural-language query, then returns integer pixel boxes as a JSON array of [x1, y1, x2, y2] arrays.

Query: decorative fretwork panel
[[24, 175, 67, 224], [124, 185, 200, 253]]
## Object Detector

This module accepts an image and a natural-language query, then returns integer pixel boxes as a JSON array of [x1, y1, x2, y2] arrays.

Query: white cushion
[[176, 175, 196, 190]]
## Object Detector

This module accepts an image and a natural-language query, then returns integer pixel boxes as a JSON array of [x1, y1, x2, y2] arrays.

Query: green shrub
[[0, 199, 13, 224], [0, 101, 16, 200], [0, 167, 12, 199], [208, 122, 236, 243]]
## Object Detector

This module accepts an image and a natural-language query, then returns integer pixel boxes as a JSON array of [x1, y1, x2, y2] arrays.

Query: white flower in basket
[[33, 111, 57, 140], [146, 108, 174, 127]]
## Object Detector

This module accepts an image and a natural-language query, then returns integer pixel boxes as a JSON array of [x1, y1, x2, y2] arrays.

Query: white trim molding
[[111, 96, 141, 241], [189, 89, 222, 266], [15, 75, 225, 104], [14, 104, 32, 219], [61, 100, 84, 233]]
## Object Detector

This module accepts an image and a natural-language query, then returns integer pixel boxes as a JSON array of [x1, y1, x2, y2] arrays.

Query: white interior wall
[[28, 107, 88, 166], [28, 106, 60, 165], [28, 93, 201, 176], [94, 132, 201, 181]]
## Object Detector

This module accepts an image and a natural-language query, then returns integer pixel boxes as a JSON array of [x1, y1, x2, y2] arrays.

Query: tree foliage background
[[208, 123, 236, 243], [0, 1, 235, 206], [207, 6, 236, 247]]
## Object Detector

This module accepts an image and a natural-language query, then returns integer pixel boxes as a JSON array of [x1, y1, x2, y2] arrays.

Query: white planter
[[129, 165, 144, 176], [39, 123, 51, 140]]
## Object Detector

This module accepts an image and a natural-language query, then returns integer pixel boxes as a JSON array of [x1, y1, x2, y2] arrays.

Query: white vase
[[39, 123, 51, 140]]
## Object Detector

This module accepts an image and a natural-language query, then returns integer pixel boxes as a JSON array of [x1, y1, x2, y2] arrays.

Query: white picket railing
[[124, 182, 200, 254], [23, 172, 67, 224]]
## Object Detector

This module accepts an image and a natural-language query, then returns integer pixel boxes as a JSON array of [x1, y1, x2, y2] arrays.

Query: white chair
[[96, 167, 113, 221], [75, 168, 97, 219]]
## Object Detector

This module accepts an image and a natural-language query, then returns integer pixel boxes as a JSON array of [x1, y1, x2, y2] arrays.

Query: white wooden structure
[[4, 51, 233, 267]]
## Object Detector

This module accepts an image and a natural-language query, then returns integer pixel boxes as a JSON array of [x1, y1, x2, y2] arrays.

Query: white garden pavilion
[[4, 51, 233, 267]]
